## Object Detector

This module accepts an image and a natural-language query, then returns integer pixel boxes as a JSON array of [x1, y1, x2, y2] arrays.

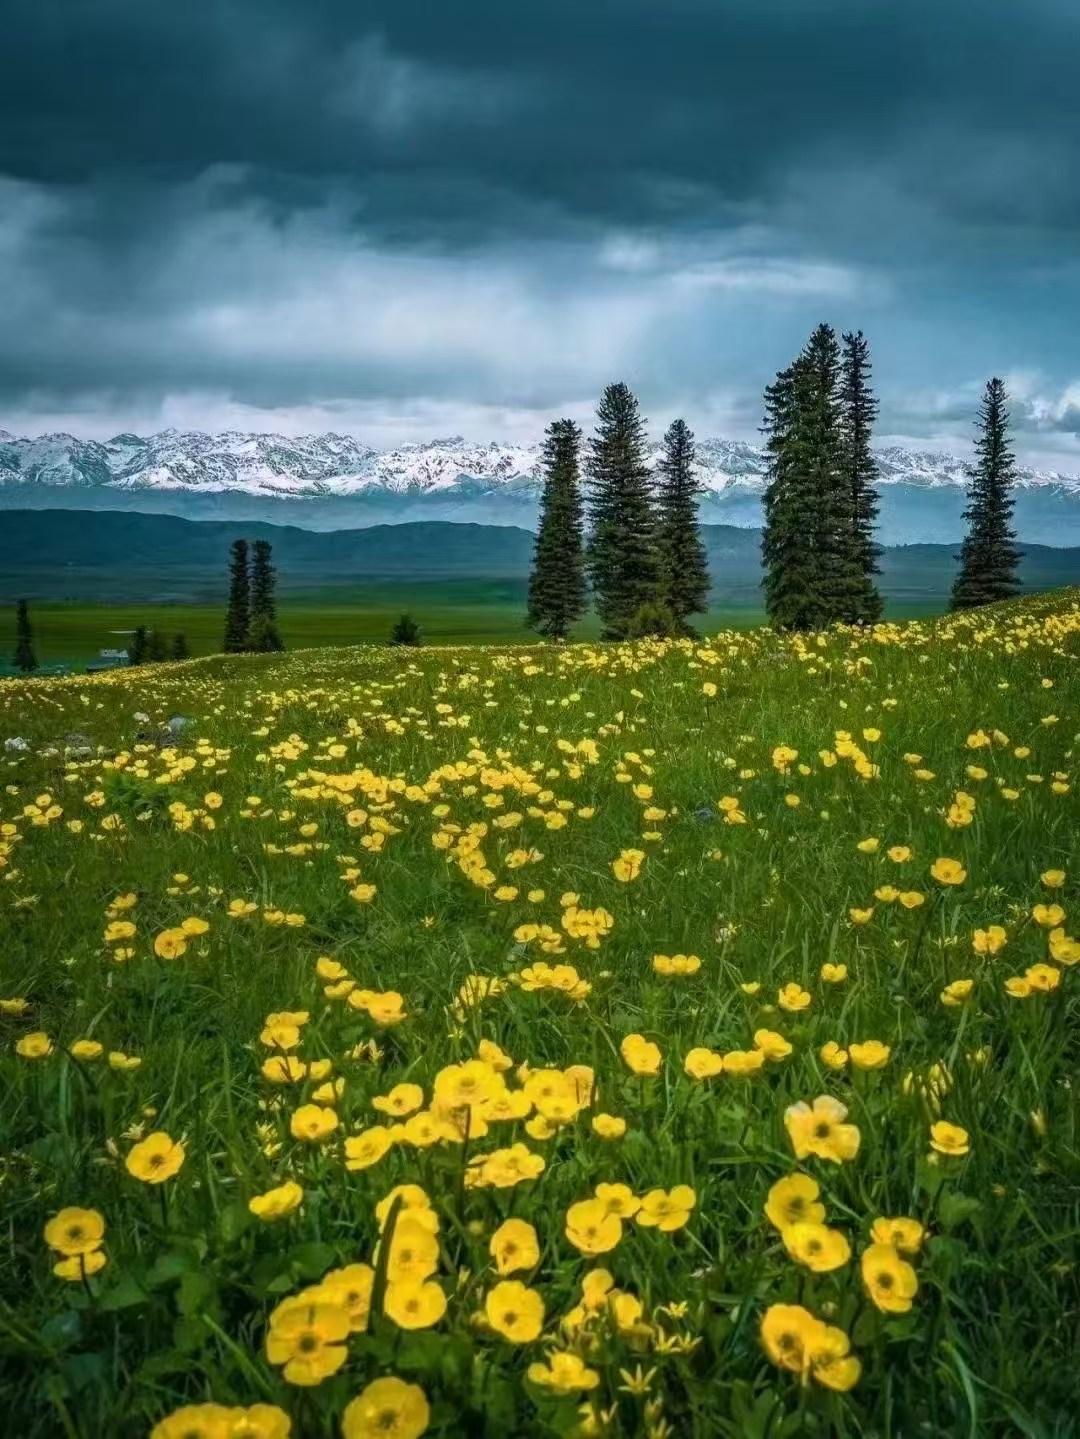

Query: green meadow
[[1, 590, 1077, 1437], [1, 588, 953, 667]]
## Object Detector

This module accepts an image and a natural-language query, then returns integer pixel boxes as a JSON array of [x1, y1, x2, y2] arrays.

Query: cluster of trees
[[3, 354, 1030, 672], [529, 339, 1021, 641], [224, 539, 284, 653], [761, 326, 883, 630], [128, 627, 190, 665], [527, 383, 709, 641], [760, 325, 1020, 629]]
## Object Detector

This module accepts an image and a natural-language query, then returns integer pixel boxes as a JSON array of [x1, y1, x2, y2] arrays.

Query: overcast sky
[[3, 0, 1080, 464]]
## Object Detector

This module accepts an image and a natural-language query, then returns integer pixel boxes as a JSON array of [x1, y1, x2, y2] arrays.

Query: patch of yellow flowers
[[4, 591, 1079, 1435]]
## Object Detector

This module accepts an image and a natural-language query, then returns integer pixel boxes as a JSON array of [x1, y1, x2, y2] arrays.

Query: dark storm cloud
[[5, 0, 1080, 242], [2, 0, 1080, 459]]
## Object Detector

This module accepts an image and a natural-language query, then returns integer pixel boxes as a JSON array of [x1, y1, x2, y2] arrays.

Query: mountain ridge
[[3, 427, 1078, 495], [2, 508, 1077, 606], [3, 428, 1079, 544]]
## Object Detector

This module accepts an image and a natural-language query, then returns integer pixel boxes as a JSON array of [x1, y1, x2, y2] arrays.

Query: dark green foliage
[[223, 539, 250, 652], [247, 613, 281, 653], [389, 613, 422, 646], [250, 539, 276, 622], [127, 625, 148, 666], [250, 539, 285, 651], [586, 382, 660, 639], [761, 324, 865, 631], [145, 628, 168, 662], [761, 360, 823, 631], [626, 600, 679, 638], [839, 330, 883, 623], [13, 599, 37, 672], [799, 323, 864, 624], [170, 632, 191, 661], [951, 378, 1023, 610], [656, 418, 709, 633], [526, 419, 587, 640]]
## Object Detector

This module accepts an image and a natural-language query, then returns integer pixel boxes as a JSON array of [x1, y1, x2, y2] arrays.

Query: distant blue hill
[[2, 509, 1077, 605]]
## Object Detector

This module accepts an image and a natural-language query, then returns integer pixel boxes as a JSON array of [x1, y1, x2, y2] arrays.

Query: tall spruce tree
[[951, 378, 1022, 610], [838, 330, 883, 623], [762, 359, 823, 631], [656, 418, 709, 633], [799, 323, 862, 624], [170, 632, 191, 661], [13, 599, 37, 672], [761, 324, 861, 630], [526, 418, 587, 640], [146, 629, 168, 663], [249, 539, 284, 651], [223, 539, 250, 652], [586, 381, 659, 639]]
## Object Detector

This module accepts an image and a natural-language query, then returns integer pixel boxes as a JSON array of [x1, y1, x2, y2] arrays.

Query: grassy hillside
[[0, 589, 545, 664], [0, 594, 963, 668], [1, 510, 1077, 666], [1, 592, 1078, 1435]]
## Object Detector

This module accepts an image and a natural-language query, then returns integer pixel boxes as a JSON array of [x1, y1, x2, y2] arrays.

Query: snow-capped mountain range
[[0, 429, 768, 497], [3, 427, 1078, 497], [2, 428, 1079, 544]]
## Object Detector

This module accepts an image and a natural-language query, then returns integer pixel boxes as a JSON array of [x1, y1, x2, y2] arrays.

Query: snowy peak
[[368, 439, 543, 495], [0, 427, 1077, 499], [99, 430, 380, 496]]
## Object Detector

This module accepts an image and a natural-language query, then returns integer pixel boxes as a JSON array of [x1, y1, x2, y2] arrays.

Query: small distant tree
[[389, 614, 422, 647], [656, 418, 710, 634], [526, 418, 587, 640], [145, 629, 168, 663], [224, 539, 250, 652], [170, 632, 191, 661], [951, 378, 1022, 610], [128, 626, 148, 666], [250, 539, 284, 651], [13, 599, 37, 672]]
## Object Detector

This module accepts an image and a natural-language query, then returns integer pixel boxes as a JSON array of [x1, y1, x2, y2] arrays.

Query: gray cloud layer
[[3, 0, 1080, 458]]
